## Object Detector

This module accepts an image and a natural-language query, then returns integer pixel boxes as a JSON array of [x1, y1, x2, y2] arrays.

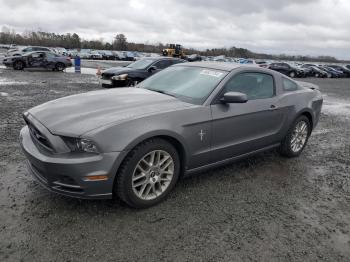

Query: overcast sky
[[0, 0, 349, 59]]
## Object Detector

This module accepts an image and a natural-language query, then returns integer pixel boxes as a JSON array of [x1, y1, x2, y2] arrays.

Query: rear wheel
[[279, 115, 311, 157], [289, 71, 296, 78], [115, 138, 180, 208], [55, 62, 66, 71], [13, 60, 24, 70]]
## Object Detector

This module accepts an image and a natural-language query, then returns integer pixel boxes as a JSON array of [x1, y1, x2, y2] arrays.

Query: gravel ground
[[0, 68, 349, 262]]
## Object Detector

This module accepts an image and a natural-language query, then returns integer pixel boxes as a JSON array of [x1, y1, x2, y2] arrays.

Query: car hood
[[27, 88, 192, 136], [4, 54, 22, 59], [102, 67, 138, 75], [297, 81, 319, 90]]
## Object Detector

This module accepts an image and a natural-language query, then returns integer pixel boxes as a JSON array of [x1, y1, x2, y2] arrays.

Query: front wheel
[[279, 115, 311, 157], [13, 60, 24, 70], [115, 139, 180, 208], [289, 71, 296, 78], [126, 79, 140, 87]]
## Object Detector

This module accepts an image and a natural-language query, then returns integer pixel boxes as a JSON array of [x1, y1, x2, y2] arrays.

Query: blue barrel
[[74, 56, 81, 73]]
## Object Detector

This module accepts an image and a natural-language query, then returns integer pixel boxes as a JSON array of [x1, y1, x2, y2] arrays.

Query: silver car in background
[[20, 62, 323, 208]]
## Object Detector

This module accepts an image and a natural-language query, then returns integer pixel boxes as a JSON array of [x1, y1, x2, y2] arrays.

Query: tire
[[115, 138, 180, 208], [13, 60, 24, 70], [279, 115, 311, 158], [55, 62, 66, 71], [126, 79, 140, 87], [315, 73, 320, 78], [289, 71, 296, 78]]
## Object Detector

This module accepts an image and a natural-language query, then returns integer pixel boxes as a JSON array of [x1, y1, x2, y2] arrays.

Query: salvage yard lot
[[0, 68, 349, 261]]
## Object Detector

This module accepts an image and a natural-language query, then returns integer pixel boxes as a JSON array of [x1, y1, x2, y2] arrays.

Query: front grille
[[24, 117, 53, 151], [101, 73, 114, 80]]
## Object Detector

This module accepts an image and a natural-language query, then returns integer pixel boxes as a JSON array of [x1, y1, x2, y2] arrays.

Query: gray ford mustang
[[20, 62, 323, 208]]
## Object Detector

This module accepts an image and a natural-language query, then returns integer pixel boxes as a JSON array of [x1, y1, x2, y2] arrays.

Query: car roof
[[23, 51, 57, 56], [173, 61, 257, 72], [23, 46, 50, 49]]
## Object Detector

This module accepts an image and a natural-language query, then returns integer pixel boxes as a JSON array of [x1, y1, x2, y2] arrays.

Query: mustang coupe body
[[20, 62, 323, 208]]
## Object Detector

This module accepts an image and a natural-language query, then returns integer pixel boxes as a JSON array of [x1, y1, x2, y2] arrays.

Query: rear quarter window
[[282, 78, 298, 91]]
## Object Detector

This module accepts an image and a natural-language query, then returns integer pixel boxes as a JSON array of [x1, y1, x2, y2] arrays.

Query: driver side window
[[153, 60, 170, 69], [223, 72, 275, 100]]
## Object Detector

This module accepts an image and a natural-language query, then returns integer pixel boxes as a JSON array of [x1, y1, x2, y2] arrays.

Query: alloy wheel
[[14, 61, 23, 70], [132, 150, 174, 200], [290, 121, 308, 153]]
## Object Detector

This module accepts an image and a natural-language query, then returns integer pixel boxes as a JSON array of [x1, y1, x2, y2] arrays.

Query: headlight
[[77, 139, 99, 153], [112, 74, 128, 80], [62, 137, 99, 154]]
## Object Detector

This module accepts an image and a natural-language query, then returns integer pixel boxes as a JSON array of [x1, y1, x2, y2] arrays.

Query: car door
[[45, 52, 57, 68], [210, 71, 286, 163], [281, 63, 292, 75], [27, 52, 45, 68]]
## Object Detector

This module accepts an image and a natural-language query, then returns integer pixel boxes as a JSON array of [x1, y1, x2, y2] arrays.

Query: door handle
[[269, 105, 278, 110]]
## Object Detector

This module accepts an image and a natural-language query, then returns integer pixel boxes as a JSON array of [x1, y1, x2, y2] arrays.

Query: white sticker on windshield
[[200, 69, 223, 78]]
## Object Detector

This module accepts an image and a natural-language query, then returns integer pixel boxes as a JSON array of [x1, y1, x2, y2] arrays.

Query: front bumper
[[2, 60, 12, 67], [99, 76, 128, 87], [20, 126, 122, 199]]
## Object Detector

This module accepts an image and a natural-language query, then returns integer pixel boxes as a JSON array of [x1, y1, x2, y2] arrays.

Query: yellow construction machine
[[162, 44, 185, 58]]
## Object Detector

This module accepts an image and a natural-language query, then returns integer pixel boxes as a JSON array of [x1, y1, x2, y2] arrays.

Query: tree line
[[0, 27, 341, 62]]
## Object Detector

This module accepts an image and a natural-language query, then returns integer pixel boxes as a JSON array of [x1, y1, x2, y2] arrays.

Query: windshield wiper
[[147, 89, 177, 98]]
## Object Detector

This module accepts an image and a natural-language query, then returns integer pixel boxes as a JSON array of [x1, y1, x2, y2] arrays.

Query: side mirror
[[220, 92, 248, 103], [148, 66, 157, 72]]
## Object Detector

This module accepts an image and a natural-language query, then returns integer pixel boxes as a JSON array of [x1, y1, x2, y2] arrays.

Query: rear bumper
[[20, 126, 121, 199]]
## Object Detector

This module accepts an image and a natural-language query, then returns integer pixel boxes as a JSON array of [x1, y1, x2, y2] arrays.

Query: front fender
[[122, 129, 189, 153], [85, 115, 189, 154]]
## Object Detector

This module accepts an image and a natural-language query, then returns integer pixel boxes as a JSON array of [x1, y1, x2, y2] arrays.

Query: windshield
[[138, 66, 228, 105], [127, 59, 154, 69]]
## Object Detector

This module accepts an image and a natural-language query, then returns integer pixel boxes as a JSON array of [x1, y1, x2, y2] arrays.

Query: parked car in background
[[327, 65, 350, 77], [296, 66, 312, 77], [100, 57, 185, 87], [300, 64, 320, 77], [52, 47, 68, 56], [307, 66, 328, 78], [97, 50, 112, 60], [78, 50, 92, 59], [318, 66, 342, 78], [90, 51, 103, 60], [268, 62, 304, 78], [3, 51, 72, 71], [240, 59, 259, 65], [187, 54, 202, 62], [112, 51, 125, 60], [20, 62, 323, 208], [6, 46, 52, 57], [213, 55, 226, 62], [256, 61, 269, 68], [67, 49, 78, 58], [124, 51, 137, 61]]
